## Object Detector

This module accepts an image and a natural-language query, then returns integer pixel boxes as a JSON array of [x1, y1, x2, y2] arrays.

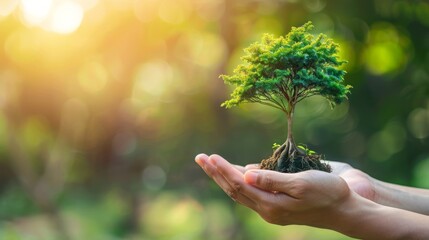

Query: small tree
[[221, 22, 351, 173]]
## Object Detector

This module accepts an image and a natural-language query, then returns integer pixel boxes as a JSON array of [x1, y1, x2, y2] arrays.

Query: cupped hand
[[233, 158, 375, 202], [329, 161, 376, 201], [195, 154, 353, 228]]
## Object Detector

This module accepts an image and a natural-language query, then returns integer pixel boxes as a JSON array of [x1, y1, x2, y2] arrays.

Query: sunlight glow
[[19, 0, 84, 34], [75, 0, 98, 10], [133, 61, 173, 97], [158, 0, 191, 24], [0, 0, 19, 17], [78, 61, 108, 93], [20, 0, 53, 24], [48, 0, 83, 34]]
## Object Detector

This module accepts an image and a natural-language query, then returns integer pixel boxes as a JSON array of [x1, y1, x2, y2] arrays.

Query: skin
[[195, 154, 429, 240]]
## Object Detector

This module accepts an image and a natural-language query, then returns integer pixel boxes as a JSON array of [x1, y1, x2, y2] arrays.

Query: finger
[[195, 154, 215, 177], [209, 155, 271, 202], [195, 153, 209, 166], [245, 164, 260, 171], [233, 164, 246, 174], [206, 162, 257, 207], [196, 154, 219, 179], [244, 169, 297, 195], [328, 161, 352, 175], [196, 155, 257, 208], [234, 163, 260, 173]]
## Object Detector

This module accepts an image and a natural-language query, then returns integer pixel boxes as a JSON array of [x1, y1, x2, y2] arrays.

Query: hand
[[239, 160, 376, 202], [328, 161, 376, 202], [239, 159, 429, 216], [195, 154, 429, 239], [195, 154, 352, 228]]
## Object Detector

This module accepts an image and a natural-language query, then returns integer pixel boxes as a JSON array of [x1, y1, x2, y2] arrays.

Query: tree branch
[[261, 92, 286, 110], [248, 99, 285, 112], [296, 91, 319, 104]]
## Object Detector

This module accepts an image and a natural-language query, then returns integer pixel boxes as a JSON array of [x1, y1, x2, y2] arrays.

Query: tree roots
[[260, 140, 331, 173]]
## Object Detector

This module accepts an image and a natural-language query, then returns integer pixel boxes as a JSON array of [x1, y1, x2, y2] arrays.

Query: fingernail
[[195, 158, 205, 168], [244, 171, 258, 184]]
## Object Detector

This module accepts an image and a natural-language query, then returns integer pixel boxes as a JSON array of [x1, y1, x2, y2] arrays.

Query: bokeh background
[[0, 0, 428, 239]]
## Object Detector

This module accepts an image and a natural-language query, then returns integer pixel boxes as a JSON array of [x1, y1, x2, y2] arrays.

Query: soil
[[260, 139, 331, 173]]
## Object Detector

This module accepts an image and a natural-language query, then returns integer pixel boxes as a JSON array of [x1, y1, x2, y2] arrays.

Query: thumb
[[244, 170, 293, 192]]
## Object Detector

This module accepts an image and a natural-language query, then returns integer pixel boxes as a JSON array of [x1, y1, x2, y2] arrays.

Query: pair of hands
[[195, 154, 375, 228]]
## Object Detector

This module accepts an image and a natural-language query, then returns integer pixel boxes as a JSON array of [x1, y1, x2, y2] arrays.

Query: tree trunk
[[262, 105, 331, 173], [287, 112, 294, 143], [273, 109, 296, 157], [275, 107, 302, 170]]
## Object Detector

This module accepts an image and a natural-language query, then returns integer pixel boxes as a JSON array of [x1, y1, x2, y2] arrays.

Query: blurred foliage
[[0, 0, 428, 239]]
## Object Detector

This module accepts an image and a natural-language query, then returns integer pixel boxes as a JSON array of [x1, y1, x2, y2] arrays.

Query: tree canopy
[[221, 21, 352, 115]]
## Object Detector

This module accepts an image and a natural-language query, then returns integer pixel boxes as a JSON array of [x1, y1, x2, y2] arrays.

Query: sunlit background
[[0, 0, 429, 239]]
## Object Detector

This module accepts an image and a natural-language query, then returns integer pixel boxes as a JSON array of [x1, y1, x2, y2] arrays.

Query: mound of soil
[[260, 153, 331, 173], [260, 140, 331, 173]]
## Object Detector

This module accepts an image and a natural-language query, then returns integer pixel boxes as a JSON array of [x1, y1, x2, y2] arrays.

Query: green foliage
[[298, 144, 317, 155], [0, 186, 38, 220], [221, 21, 351, 114], [272, 142, 281, 149], [1, 1, 427, 238]]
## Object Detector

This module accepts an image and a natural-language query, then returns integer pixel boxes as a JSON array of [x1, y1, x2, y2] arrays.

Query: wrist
[[373, 179, 429, 215], [334, 191, 429, 239], [332, 192, 412, 239], [372, 178, 417, 212], [372, 178, 397, 207], [331, 191, 377, 238]]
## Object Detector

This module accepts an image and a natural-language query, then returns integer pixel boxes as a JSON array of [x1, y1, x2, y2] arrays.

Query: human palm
[[197, 154, 429, 237], [237, 161, 376, 202], [329, 162, 376, 201]]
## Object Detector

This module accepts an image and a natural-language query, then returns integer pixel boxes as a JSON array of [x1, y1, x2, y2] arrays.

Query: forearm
[[335, 192, 429, 240], [373, 178, 429, 215], [385, 182, 429, 195]]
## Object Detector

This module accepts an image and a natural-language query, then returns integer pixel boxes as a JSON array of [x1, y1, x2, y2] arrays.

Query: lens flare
[[48, 0, 84, 34], [19, 0, 84, 34], [20, 0, 53, 25]]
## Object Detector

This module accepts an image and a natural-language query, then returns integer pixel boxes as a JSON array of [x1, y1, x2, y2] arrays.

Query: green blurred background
[[0, 0, 428, 239]]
